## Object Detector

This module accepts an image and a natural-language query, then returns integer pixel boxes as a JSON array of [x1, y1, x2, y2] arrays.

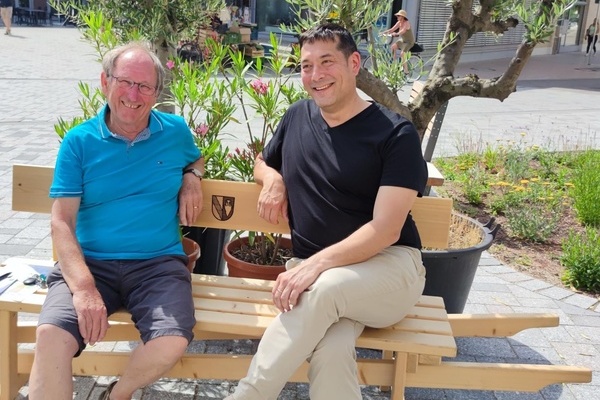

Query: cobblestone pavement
[[0, 26, 598, 399]]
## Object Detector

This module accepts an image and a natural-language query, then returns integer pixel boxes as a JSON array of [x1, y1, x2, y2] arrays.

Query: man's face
[[100, 49, 158, 134], [300, 38, 360, 114]]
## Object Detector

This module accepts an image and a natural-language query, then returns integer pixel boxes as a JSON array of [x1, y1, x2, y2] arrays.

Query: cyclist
[[382, 9, 415, 72]]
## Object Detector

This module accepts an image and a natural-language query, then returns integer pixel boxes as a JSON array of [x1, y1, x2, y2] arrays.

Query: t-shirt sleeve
[[380, 120, 428, 195], [50, 132, 84, 198], [262, 109, 292, 171]]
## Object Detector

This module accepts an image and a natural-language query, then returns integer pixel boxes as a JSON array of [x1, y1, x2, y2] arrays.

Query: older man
[[28, 42, 204, 400]]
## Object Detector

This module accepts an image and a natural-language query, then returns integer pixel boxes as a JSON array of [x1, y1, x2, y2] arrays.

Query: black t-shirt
[[262, 99, 428, 258]]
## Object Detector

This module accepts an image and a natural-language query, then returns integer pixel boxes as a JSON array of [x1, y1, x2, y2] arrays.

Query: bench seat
[[1, 261, 592, 400]]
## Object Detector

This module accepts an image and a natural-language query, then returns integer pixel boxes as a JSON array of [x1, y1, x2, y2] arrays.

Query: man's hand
[[73, 288, 108, 345], [272, 263, 319, 313], [179, 174, 203, 226], [257, 181, 288, 225]]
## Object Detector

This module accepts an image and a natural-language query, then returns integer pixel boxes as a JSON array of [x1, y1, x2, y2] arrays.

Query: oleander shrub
[[561, 227, 600, 292]]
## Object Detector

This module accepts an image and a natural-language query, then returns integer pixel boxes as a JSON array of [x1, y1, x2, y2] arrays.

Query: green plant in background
[[570, 150, 600, 227], [561, 227, 600, 293], [54, 82, 106, 140], [506, 203, 560, 243], [165, 41, 236, 180], [462, 165, 487, 206], [434, 139, 600, 292]]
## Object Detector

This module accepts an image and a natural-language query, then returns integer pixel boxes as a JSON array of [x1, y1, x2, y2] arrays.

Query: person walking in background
[[27, 41, 204, 400], [225, 23, 427, 400], [0, 0, 13, 35], [585, 18, 598, 55], [382, 9, 415, 63]]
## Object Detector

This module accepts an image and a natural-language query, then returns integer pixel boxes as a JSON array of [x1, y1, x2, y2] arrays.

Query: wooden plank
[[448, 314, 560, 337], [11, 164, 451, 248], [17, 351, 399, 386], [193, 273, 274, 291], [0, 310, 22, 400], [410, 196, 452, 249], [192, 285, 274, 304], [408, 362, 592, 391], [390, 352, 408, 400], [426, 162, 444, 187], [359, 329, 456, 357], [17, 351, 591, 392], [11, 164, 54, 214]]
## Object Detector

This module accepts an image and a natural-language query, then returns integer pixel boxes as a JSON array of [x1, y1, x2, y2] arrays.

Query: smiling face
[[300, 37, 361, 116], [100, 49, 158, 138]]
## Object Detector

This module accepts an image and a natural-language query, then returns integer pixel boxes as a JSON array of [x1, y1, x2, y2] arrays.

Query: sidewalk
[[0, 27, 598, 399]]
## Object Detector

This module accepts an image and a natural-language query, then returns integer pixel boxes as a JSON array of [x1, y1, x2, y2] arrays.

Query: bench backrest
[[12, 164, 452, 249]]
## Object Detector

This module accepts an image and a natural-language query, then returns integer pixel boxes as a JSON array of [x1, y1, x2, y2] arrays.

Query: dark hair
[[299, 23, 358, 59]]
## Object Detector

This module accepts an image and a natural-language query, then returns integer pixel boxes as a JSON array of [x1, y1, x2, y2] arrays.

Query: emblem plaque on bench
[[212, 195, 235, 221]]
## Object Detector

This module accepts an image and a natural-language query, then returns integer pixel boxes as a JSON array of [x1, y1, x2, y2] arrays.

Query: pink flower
[[250, 79, 268, 95], [166, 60, 175, 70], [194, 123, 209, 137]]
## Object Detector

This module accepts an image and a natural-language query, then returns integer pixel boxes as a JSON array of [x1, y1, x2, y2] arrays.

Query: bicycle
[[359, 33, 424, 82], [177, 40, 203, 63]]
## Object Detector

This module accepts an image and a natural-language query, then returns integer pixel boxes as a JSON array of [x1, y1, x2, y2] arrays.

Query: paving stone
[[538, 286, 579, 300]]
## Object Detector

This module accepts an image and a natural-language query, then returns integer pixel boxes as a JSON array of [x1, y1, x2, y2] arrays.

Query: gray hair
[[102, 42, 165, 94]]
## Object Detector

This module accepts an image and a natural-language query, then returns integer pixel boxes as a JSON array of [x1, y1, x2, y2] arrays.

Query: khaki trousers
[[230, 246, 426, 400]]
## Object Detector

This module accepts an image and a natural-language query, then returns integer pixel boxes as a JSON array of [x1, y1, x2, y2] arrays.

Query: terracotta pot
[[182, 237, 201, 273], [223, 236, 291, 280]]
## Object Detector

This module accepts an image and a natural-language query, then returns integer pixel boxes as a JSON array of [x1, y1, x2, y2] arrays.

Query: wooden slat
[[11, 164, 54, 214], [410, 196, 452, 249], [11, 164, 451, 248], [192, 285, 274, 304], [0, 311, 20, 400], [17, 351, 398, 386], [16, 351, 591, 391], [448, 313, 559, 337], [408, 362, 592, 391], [426, 160, 444, 187]]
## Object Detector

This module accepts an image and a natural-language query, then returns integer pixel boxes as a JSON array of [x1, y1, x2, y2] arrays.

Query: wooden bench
[[1, 164, 592, 400]]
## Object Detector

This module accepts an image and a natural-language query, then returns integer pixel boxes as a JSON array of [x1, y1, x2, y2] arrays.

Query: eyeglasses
[[109, 75, 158, 96]]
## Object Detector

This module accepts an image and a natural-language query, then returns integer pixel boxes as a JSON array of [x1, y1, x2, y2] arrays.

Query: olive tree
[[287, 0, 575, 140]]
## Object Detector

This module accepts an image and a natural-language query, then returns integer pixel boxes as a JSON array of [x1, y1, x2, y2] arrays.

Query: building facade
[[258, 0, 596, 58]]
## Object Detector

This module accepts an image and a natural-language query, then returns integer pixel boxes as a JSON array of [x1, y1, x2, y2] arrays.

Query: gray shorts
[[39, 255, 196, 357]]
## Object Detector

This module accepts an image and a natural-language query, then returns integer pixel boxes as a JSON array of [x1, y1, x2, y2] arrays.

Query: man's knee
[[35, 324, 79, 358], [145, 335, 189, 364]]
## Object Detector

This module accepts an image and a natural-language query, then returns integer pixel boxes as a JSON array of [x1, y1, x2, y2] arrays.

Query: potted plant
[[167, 35, 306, 279]]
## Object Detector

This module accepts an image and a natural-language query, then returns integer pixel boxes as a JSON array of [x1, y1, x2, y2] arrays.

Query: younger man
[[227, 23, 428, 400]]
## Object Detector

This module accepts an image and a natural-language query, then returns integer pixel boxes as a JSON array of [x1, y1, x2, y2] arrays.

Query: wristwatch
[[183, 168, 203, 181]]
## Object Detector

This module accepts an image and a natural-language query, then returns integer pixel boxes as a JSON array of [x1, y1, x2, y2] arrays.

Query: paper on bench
[[0, 257, 54, 300], [1, 257, 54, 279], [0, 277, 17, 295]]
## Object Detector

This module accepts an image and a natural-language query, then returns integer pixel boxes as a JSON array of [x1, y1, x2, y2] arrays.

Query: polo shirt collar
[[98, 104, 164, 140]]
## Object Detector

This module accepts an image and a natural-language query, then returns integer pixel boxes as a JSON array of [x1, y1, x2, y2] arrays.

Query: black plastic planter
[[422, 215, 500, 314], [181, 226, 231, 275]]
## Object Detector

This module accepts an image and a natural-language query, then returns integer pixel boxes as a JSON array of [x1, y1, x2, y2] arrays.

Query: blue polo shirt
[[50, 105, 201, 260]]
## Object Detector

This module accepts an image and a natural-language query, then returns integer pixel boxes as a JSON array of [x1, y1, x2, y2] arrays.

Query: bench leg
[[390, 352, 408, 400], [379, 350, 393, 392], [0, 310, 23, 400]]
